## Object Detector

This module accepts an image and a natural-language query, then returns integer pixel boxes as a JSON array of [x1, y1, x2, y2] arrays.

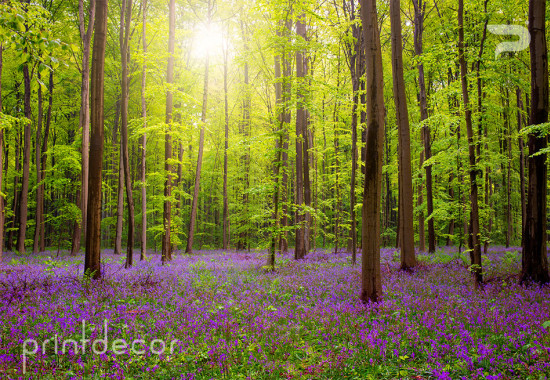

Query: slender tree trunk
[[186, 6, 211, 254], [39, 71, 53, 253], [412, 0, 435, 253], [223, 43, 229, 250], [294, 13, 307, 260], [0, 45, 3, 261], [458, 0, 482, 286], [7, 123, 21, 252], [504, 89, 512, 247], [73, 0, 96, 255], [279, 20, 292, 254], [85, 0, 108, 280], [120, 0, 134, 268], [390, 0, 416, 270], [16, 62, 31, 254], [517, 88, 527, 229], [33, 72, 44, 254], [359, 0, 385, 303], [113, 101, 123, 255], [237, 20, 251, 251], [521, 0, 549, 285], [162, 0, 175, 262], [270, 25, 286, 267], [349, 90, 358, 263], [417, 153, 425, 251], [140, 0, 147, 260], [333, 101, 341, 254], [475, 1, 489, 252]]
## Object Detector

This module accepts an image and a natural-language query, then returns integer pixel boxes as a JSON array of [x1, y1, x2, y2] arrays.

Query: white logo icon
[[488, 25, 531, 59]]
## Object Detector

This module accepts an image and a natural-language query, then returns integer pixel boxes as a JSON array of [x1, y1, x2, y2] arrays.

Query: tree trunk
[[517, 88, 527, 230], [458, 0, 482, 286], [279, 19, 292, 254], [270, 24, 287, 267], [33, 72, 44, 254], [0, 45, 3, 261], [521, 0, 549, 285], [85, 0, 108, 280], [162, 0, 175, 262], [223, 42, 229, 250], [114, 102, 123, 255], [140, 0, 147, 261], [236, 20, 251, 251], [359, 0, 385, 303], [349, 90, 358, 262], [294, 13, 307, 260], [16, 62, 32, 254], [120, 0, 134, 268], [333, 101, 341, 254], [412, 0, 435, 253], [186, 5, 211, 254], [390, 0, 416, 270], [7, 122, 21, 252], [72, 0, 96, 256], [40, 71, 53, 253]]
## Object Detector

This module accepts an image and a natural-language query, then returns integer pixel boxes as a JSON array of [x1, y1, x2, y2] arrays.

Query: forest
[[0, 0, 549, 378]]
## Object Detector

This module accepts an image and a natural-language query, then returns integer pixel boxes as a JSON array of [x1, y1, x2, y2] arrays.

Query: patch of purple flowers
[[0, 247, 549, 379]]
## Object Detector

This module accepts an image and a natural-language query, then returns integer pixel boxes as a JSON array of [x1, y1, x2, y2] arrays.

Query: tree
[[16, 59, 31, 254], [341, 0, 363, 264], [359, 0, 385, 303], [162, 0, 175, 262], [521, 0, 549, 285], [389, 0, 415, 270], [294, 14, 310, 260], [186, 0, 212, 254], [140, 0, 148, 261], [85, 0, 108, 280], [120, 0, 135, 268], [0, 44, 3, 261], [411, 0, 435, 253], [71, 0, 96, 256], [458, 0, 482, 286], [222, 29, 229, 250]]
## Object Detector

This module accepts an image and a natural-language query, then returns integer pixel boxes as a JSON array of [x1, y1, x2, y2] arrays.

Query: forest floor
[[0, 247, 549, 379]]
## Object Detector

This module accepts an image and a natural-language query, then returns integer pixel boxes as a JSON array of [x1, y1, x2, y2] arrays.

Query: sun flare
[[192, 22, 228, 59]]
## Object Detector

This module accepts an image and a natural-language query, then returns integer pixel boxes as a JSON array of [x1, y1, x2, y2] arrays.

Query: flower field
[[1, 247, 549, 379]]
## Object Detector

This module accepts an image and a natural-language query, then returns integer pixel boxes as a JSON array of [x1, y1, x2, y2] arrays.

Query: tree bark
[[114, 104, 123, 256], [33, 72, 44, 254], [40, 71, 53, 253], [294, 13, 308, 260], [359, 0, 385, 303], [458, 0, 482, 286], [140, 0, 147, 261], [412, 0, 435, 253], [73, 0, 96, 255], [0, 45, 3, 261], [71, 0, 96, 255], [517, 88, 527, 230], [186, 3, 211, 254], [120, 0, 134, 268], [85, 0, 108, 280], [223, 41, 229, 250], [521, 0, 549, 285], [279, 18, 292, 254], [162, 0, 175, 262], [16, 62, 31, 254], [390, 0, 416, 270]]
